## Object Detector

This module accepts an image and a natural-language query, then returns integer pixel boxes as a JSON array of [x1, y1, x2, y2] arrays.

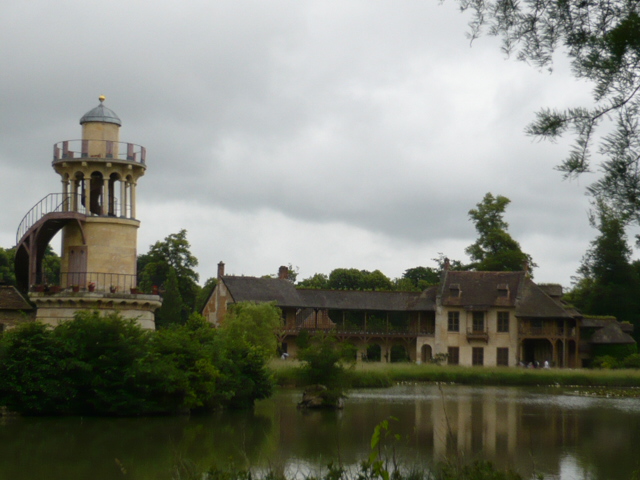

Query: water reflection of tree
[[0, 411, 276, 480]]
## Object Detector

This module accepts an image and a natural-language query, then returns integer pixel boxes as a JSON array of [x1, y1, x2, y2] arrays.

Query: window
[[497, 347, 509, 366], [448, 311, 460, 332], [472, 347, 484, 366], [497, 311, 510, 332], [472, 311, 485, 332], [531, 319, 543, 334], [447, 347, 459, 365]]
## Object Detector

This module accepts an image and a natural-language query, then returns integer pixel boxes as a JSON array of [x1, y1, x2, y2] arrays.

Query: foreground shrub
[[592, 355, 621, 369], [623, 354, 640, 369], [0, 312, 274, 415]]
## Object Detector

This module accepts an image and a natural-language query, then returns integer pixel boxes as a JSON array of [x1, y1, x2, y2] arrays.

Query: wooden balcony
[[466, 327, 489, 343], [519, 324, 574, 338], [279, 325, 434, 339]]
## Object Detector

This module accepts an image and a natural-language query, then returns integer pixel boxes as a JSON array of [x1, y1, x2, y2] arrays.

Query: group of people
[[519, 360, 551, 368]]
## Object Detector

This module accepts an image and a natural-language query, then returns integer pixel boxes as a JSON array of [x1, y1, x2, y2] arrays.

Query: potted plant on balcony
[[110, 285, 118, 293], [130, 286, 140, 294], [88, 282, 96, 292], [71, 285, 80, 293]]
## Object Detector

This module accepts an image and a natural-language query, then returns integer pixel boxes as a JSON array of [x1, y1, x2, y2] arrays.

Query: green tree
[[0, 322, 74, 414], [432, 253, 467, 272], [0, 245, 59, 286], [139, 229, 199, 317], [327, 268, 393, 291], [219, 301, 283, 358], [0, 247, 16, 285], [297, 273, 329, 289], [327, 268, 364, 290], [567, 204, 640, 328], [42, 245, 60, 285], [465, 193, 535, 272], [401, 266, 440, 290], [450, 0, 640, 224], [297, 333, 354, 404], [195, 276, 217, 313], [362, 269, 394, 290], [216, 303, 280, 408], [155, 267, 185, 327]]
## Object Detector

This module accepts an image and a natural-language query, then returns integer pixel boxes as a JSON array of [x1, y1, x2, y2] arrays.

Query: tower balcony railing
[[52, 140, 146, 165], [30, 272, 147, 295]]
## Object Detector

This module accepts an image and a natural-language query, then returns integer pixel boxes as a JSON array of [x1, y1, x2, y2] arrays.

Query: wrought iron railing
[[31, 272, 141, 294], [16, 193, 86, 244], [16, 193, 123, 245], [281, 325, 435, 336], [52, 140, 146, 164]]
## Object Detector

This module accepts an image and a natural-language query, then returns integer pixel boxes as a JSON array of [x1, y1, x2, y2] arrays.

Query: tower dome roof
[[80, 96, 121, 126]]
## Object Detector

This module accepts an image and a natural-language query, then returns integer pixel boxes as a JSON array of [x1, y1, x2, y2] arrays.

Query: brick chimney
[[278, 265, 289, 280], [443, 257, 451, 271], [217, 261, 225, 279]]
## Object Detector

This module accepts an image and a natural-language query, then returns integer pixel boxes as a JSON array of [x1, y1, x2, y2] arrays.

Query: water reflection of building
[[402, 386, 584, 478], [202, 263, 633, 367], [267, 385, 592, 478]]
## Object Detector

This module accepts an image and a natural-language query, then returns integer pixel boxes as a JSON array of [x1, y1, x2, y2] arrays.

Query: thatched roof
[[590, 322, 636, 345]]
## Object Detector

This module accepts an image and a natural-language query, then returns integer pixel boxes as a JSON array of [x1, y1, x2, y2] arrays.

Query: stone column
[[71, 178, 79, 211], [120, 179, 126, 217], [103, 177, 110, 215], [61, 178, 69, 212], [131, 182, 137, 219]]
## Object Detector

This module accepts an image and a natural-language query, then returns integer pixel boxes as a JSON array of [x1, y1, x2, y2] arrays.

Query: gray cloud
[[0, 0, 619, 287]]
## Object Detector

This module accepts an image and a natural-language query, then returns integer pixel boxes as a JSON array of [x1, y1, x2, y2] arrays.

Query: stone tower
[[15, 96, 161, 329]]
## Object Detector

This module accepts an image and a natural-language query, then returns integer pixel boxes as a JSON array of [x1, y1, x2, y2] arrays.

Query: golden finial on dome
[[99, 95, 106, 103]]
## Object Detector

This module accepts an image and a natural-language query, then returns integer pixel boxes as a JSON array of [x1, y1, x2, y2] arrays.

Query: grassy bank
[[269, 359, 640, 388]]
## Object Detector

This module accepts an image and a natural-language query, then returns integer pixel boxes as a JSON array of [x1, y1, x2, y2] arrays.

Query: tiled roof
[[440, 271, 574, 318], [222, 276, 437, 311], [222, 276, 300, 305], [440, 271, 524, 309], [0, 286, 33, 310], [516, 277, 574, 318], [223, 271, 579, 320], [297, 287, 436, 311]]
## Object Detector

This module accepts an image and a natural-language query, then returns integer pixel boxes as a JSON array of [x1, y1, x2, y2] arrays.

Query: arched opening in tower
[[90, 171, 103, 215], [109, 172, 121, 217]]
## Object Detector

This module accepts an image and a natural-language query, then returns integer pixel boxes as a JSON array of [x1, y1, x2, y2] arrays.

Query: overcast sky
[[2, 0, 634, 287]]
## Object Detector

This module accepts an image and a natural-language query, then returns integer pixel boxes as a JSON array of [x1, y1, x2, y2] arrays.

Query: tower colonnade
[[57, 160, 138, 219]]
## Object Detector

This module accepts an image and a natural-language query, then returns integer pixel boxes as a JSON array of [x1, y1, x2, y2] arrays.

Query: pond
[[1, 384, 639, 479]]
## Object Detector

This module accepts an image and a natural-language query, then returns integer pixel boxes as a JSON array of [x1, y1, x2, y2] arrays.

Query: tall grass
[[269, 359, 640, 388]]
